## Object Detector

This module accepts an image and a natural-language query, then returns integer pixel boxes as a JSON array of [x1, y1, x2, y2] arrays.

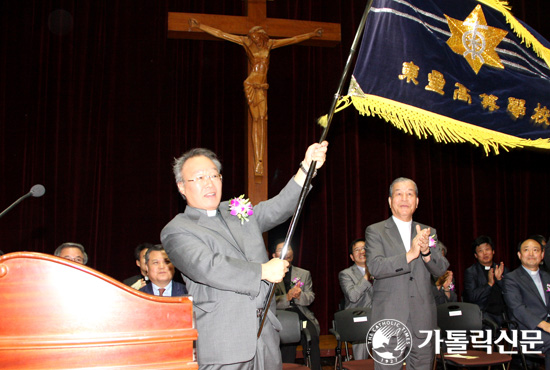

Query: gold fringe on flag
[[318, 94, 550, 155], [477, 0, 550, 68]]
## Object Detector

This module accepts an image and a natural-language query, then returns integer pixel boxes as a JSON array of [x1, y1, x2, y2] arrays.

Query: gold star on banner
[[445, 5, 508, 74]]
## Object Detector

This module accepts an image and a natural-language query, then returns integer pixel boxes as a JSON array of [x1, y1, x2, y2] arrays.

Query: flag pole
[[257, 0, 374, 338]]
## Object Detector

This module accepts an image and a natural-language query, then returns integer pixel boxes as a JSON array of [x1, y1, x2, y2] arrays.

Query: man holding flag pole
[[161, 141, 327, 370]]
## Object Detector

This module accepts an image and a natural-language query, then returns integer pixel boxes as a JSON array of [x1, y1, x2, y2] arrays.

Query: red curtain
[[1, 0, 549, 333]]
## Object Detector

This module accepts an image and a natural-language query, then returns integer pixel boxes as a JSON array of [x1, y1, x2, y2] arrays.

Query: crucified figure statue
[[190, 18, 323, 176]]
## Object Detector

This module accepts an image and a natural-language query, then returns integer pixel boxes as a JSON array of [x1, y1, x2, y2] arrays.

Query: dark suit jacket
[[122, 274, 145, 287], [463, 262, 508, 311], [431, 278, 457, 305], [366, 217, 449, 336], [161, 179, 302, 365], [139, 281, 187, 296], [503, 266, 550, 331]]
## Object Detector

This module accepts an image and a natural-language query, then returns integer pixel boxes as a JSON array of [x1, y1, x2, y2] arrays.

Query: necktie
[[158, 288, 165, 296]]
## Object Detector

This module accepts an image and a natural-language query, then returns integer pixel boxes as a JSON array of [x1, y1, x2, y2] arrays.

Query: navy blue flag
[[340, 0, 550, 153]]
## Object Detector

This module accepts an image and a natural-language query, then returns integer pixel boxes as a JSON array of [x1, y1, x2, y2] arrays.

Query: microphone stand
[[257, 0, 374, 337], [0, 192, 34, 219], [0, 185, 46, 219]]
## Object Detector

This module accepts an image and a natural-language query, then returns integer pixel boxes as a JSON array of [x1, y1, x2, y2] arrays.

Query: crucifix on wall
[[168, 0, 340, 204], [189, 19, 323, 178]]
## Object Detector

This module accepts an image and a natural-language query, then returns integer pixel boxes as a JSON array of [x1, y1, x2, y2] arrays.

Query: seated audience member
[[531, 234, 547, 248], [338, 237, 373, 360], [273, 242, 321, 370], [503, 238, 550, 370], [140, 244, 187, 297], [463, 235, 508, 325], [432, 242, 457, 305], [54, 242, 88, 265], [122, 242, 152, 289], [529, 235, 550, 272]]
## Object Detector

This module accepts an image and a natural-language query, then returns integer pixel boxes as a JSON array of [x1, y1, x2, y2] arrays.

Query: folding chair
[[277, 309, 312, 369], [436, 302, 512, 370], [329, 307, 375, 370]]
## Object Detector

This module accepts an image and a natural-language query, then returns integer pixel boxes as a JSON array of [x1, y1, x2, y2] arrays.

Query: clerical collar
[[392, 216, 412, 252], [392, 215, 412, 227], [522, 265, 540, 275], [188, 206, 219, 217]]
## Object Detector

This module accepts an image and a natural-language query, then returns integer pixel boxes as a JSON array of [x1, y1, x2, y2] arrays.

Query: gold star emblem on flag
[[445, 5, 508, 74]]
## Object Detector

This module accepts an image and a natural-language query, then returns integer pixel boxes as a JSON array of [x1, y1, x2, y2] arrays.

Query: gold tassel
[[317, 98, 353, 128], [477, 0, 550, 68], [347, 94, 550, 155]]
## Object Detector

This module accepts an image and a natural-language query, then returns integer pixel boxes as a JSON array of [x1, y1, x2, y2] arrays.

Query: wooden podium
[[0, 252, 198, 370]]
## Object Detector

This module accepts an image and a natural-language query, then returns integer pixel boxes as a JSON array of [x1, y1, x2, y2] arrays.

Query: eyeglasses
[[184, 173, 223, 185], [63, 256, 84, 263]]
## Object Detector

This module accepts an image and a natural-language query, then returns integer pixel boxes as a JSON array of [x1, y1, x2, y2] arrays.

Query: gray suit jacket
[[161, 179, 302, 365], [274, 265, 321, 335], [503, 266, 550, 330], [365, 217, 449, 336], [339, 264, 373, 309]]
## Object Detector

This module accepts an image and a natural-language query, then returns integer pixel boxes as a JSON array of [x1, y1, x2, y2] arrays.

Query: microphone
[[0, 184, 46, 219], [30, 184, 46, 198]]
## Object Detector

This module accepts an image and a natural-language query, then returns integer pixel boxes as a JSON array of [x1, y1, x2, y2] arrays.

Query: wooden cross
[[168, 0, 340, 205]]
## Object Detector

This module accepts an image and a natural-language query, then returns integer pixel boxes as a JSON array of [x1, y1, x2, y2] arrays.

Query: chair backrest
[[277, 309, 302, 344], [437, 302, 483, 332], [333, 307, 372, 343]]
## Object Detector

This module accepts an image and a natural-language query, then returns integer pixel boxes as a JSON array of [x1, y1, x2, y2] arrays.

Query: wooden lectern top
[[0, 252, 197, 370]]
